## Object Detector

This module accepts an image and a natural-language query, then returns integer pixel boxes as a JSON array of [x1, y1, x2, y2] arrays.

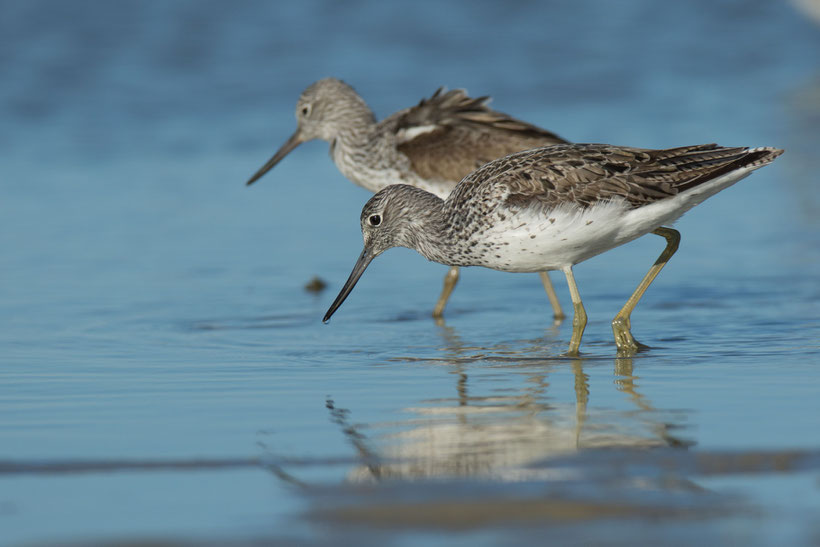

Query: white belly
[[474, 166, 756, 273], [477, 200, 634, 272]]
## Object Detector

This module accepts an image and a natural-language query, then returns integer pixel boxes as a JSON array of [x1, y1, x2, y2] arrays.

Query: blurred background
[[1, 1, 819, 545]]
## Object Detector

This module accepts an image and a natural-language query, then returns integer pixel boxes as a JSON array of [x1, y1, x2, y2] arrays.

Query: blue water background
[[1, 0, 819, 545]]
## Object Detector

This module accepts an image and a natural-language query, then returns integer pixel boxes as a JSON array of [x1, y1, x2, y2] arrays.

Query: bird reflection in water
[[327, 322, 691, 482]]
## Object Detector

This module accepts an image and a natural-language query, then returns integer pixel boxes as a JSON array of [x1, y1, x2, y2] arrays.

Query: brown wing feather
[[454, 143, 783, 209], [386, 88, 567, 182]]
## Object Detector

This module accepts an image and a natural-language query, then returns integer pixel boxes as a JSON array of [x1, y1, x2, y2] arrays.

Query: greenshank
[[246, 78, 567, 319], [323, 143, 783, 354]]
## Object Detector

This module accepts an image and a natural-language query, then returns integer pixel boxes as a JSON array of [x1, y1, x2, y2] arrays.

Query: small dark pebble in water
[[304, 276, 328, 293]]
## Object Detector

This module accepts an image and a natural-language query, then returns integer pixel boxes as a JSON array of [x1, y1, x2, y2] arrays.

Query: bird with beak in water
[[322, 142, 783, 355]]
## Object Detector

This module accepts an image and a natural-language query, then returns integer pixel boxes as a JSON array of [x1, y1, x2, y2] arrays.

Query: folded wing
[[381, 88, 567, 183]]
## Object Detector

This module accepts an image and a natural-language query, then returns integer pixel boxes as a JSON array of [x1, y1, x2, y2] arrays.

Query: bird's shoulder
[[377, 88, 566, 183], [452, 143, 771, 209]]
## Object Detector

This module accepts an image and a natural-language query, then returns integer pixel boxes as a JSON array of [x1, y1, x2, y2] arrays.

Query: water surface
[[1, 1, 819, 545]]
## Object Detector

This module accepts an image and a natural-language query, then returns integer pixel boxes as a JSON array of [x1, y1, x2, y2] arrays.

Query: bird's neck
[[331, 108, 376, 151], [330, 112, 404, 192], [393, 187, 455, 265], [328, 96, 378, 146]]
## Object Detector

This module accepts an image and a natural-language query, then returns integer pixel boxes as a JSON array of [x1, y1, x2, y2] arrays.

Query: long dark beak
[[323, 248, 375, 323], [245, 129, 304, 186]]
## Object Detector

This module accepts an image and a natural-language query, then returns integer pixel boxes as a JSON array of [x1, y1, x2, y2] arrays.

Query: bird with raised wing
[[246, 78, 568, 319], [323, 143, 783, 355]]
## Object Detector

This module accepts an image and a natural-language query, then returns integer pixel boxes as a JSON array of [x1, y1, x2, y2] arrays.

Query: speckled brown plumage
[[246, 78, 570, 320], [452, 143, 783, 210], [391, 88, 567, 183], [246, 78, 567, 197], [324, 142, 783, 354]]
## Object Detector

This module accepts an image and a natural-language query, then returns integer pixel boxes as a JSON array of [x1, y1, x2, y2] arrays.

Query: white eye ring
[[368, 214, 381, 227]]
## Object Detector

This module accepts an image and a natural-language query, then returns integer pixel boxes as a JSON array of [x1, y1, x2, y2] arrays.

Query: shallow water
[[1, 1, 819, 545]]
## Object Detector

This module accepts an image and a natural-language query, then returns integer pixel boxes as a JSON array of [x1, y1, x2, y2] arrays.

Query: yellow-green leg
[[614, 356, 653, 412], [572, 359, 589, 448], [432, 266, 460, 318], [539, 272, 566, 322], [562, 266, 587, 356], [612, 227, 681, 352]]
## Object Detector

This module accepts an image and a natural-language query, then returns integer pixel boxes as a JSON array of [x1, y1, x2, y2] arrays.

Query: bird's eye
[[368, 214, 381, 227], [300, 105, 310, 116]]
